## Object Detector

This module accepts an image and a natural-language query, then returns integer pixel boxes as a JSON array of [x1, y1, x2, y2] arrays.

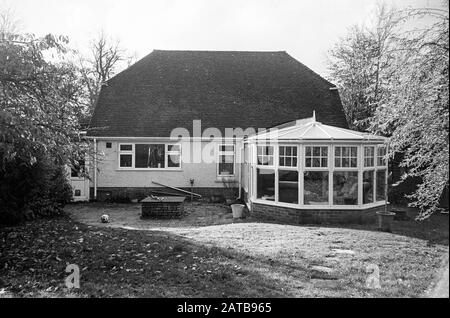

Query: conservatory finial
[[313, 110, 316, 122]]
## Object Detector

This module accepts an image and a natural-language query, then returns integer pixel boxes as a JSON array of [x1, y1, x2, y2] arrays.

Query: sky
[[2, 0, 446, 77]]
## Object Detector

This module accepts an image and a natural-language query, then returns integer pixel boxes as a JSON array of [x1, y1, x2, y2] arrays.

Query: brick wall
[[141, 201, 185, 219], [251, 202, 384, 224]]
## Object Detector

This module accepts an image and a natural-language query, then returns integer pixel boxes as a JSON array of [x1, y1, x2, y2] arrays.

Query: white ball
[[100, 214, 109, 223]]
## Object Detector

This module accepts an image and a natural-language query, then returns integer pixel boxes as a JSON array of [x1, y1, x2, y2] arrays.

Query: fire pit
[[140, 196, 186, 219]]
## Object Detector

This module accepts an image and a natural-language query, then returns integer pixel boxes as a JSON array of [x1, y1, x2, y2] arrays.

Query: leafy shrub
[[0, 151, 73, 225]]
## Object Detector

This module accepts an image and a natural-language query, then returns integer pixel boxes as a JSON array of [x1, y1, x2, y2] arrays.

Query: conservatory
[[243, 115, 389, 224]]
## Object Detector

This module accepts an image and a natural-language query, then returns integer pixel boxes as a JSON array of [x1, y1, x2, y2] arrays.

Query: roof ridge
[[152, 49, 288, 53]]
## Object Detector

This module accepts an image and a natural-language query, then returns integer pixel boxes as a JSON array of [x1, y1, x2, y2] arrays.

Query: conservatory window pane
[[257, 145, 274, 166], [364, 146, 375, 167], [257, 168, 275, 201], [304, 171, 329, 205], [333, 171, 358, 205], [363, 170, 375, 204], [376, 169, 387, 201], [305, 146, 328, 168], [278, 170, 299, 204], [335, 146, 358, 168], [279, 146, 297, 167], [377, 146, 387, 166]]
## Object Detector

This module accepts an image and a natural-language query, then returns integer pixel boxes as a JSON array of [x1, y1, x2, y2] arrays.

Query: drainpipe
[[94, 138, 97, 200], [236, 144, 243, 200]]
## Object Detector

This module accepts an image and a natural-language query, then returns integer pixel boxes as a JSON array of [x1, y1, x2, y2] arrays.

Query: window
[[119, 144, 133, 168], [335, 146, 357, 168], [119, 143, 181, 169], [279, 146, 298, 167], [71, 159, 85, 178], [304, 171, 329, 205], [363, 170, 374, 204], [364, 146, 375, 167], [106, 142, 112, 149], [167, 145, 181, 168], [376, 169, 387, 201], [257, 145, 274, 166], [377, 146, 387, 166], [279, 170, 298, 204], [257, 168, 275, 201], [218, 144, 235, 176], [305, 146, 328, 168], [135, 144, 164, 168], [120, 144, 132, 151], [333, 171, 358, 205]]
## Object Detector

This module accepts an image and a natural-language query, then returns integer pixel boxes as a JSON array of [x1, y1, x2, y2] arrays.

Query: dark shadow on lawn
[[0, 216, 298, 297]]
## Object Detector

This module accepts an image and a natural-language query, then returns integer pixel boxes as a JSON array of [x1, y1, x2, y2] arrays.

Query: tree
[[78, 31, 127, 116], [328, 2, 449, 219], [370, 5, 449, 219], [0, 30, 88, 223], [327, 3, 401, 130], [0, 4, 21, 40]]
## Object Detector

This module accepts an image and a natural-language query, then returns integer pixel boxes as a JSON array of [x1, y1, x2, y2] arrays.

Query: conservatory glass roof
[[247, 114, 388, 142]]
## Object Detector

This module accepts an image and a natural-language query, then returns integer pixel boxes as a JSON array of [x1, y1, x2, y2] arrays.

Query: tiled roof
[[87, 50, 348, 137]]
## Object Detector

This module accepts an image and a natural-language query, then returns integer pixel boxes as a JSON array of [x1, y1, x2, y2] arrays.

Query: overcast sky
[[2, 0, 445, 77]]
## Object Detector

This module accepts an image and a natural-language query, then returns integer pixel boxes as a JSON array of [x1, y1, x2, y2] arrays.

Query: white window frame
[[334, 146, 358, 169], [166, 144, 182, 169], [117, 143, 182, 170], [217, 143, 235, 177], [304, 145, 329, 169], [377, 145, 388, 167], [277, 144, 300, 205], [279, 145, 298, 168], [256, 144, 275, 167], [118, 143, 134, 168], [364, 146, 375, 167]]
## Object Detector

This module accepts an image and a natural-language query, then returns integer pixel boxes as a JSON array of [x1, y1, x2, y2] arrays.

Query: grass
[[0, 204, 448, 298]]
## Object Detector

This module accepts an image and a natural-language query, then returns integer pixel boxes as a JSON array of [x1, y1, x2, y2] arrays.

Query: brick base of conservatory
[[251, 202, 383, 224]]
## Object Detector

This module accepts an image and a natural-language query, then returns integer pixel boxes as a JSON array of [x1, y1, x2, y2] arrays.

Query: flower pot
[[376, 211, 396, 232], [231, 204, 245, 219]]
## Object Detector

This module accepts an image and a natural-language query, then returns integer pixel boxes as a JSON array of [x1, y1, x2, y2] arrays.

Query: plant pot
[[376, 211, 396, 232], [231, 204, 245, 219]]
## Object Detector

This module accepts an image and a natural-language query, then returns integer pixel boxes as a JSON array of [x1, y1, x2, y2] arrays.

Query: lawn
[[0, 203, 448, 298]]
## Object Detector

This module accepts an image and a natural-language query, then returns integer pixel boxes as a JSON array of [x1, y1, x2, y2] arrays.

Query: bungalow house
[[71, 50, 388, 223]]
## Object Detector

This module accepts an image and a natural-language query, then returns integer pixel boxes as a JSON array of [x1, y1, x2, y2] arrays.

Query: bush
[[0, 152, 72, 225]]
